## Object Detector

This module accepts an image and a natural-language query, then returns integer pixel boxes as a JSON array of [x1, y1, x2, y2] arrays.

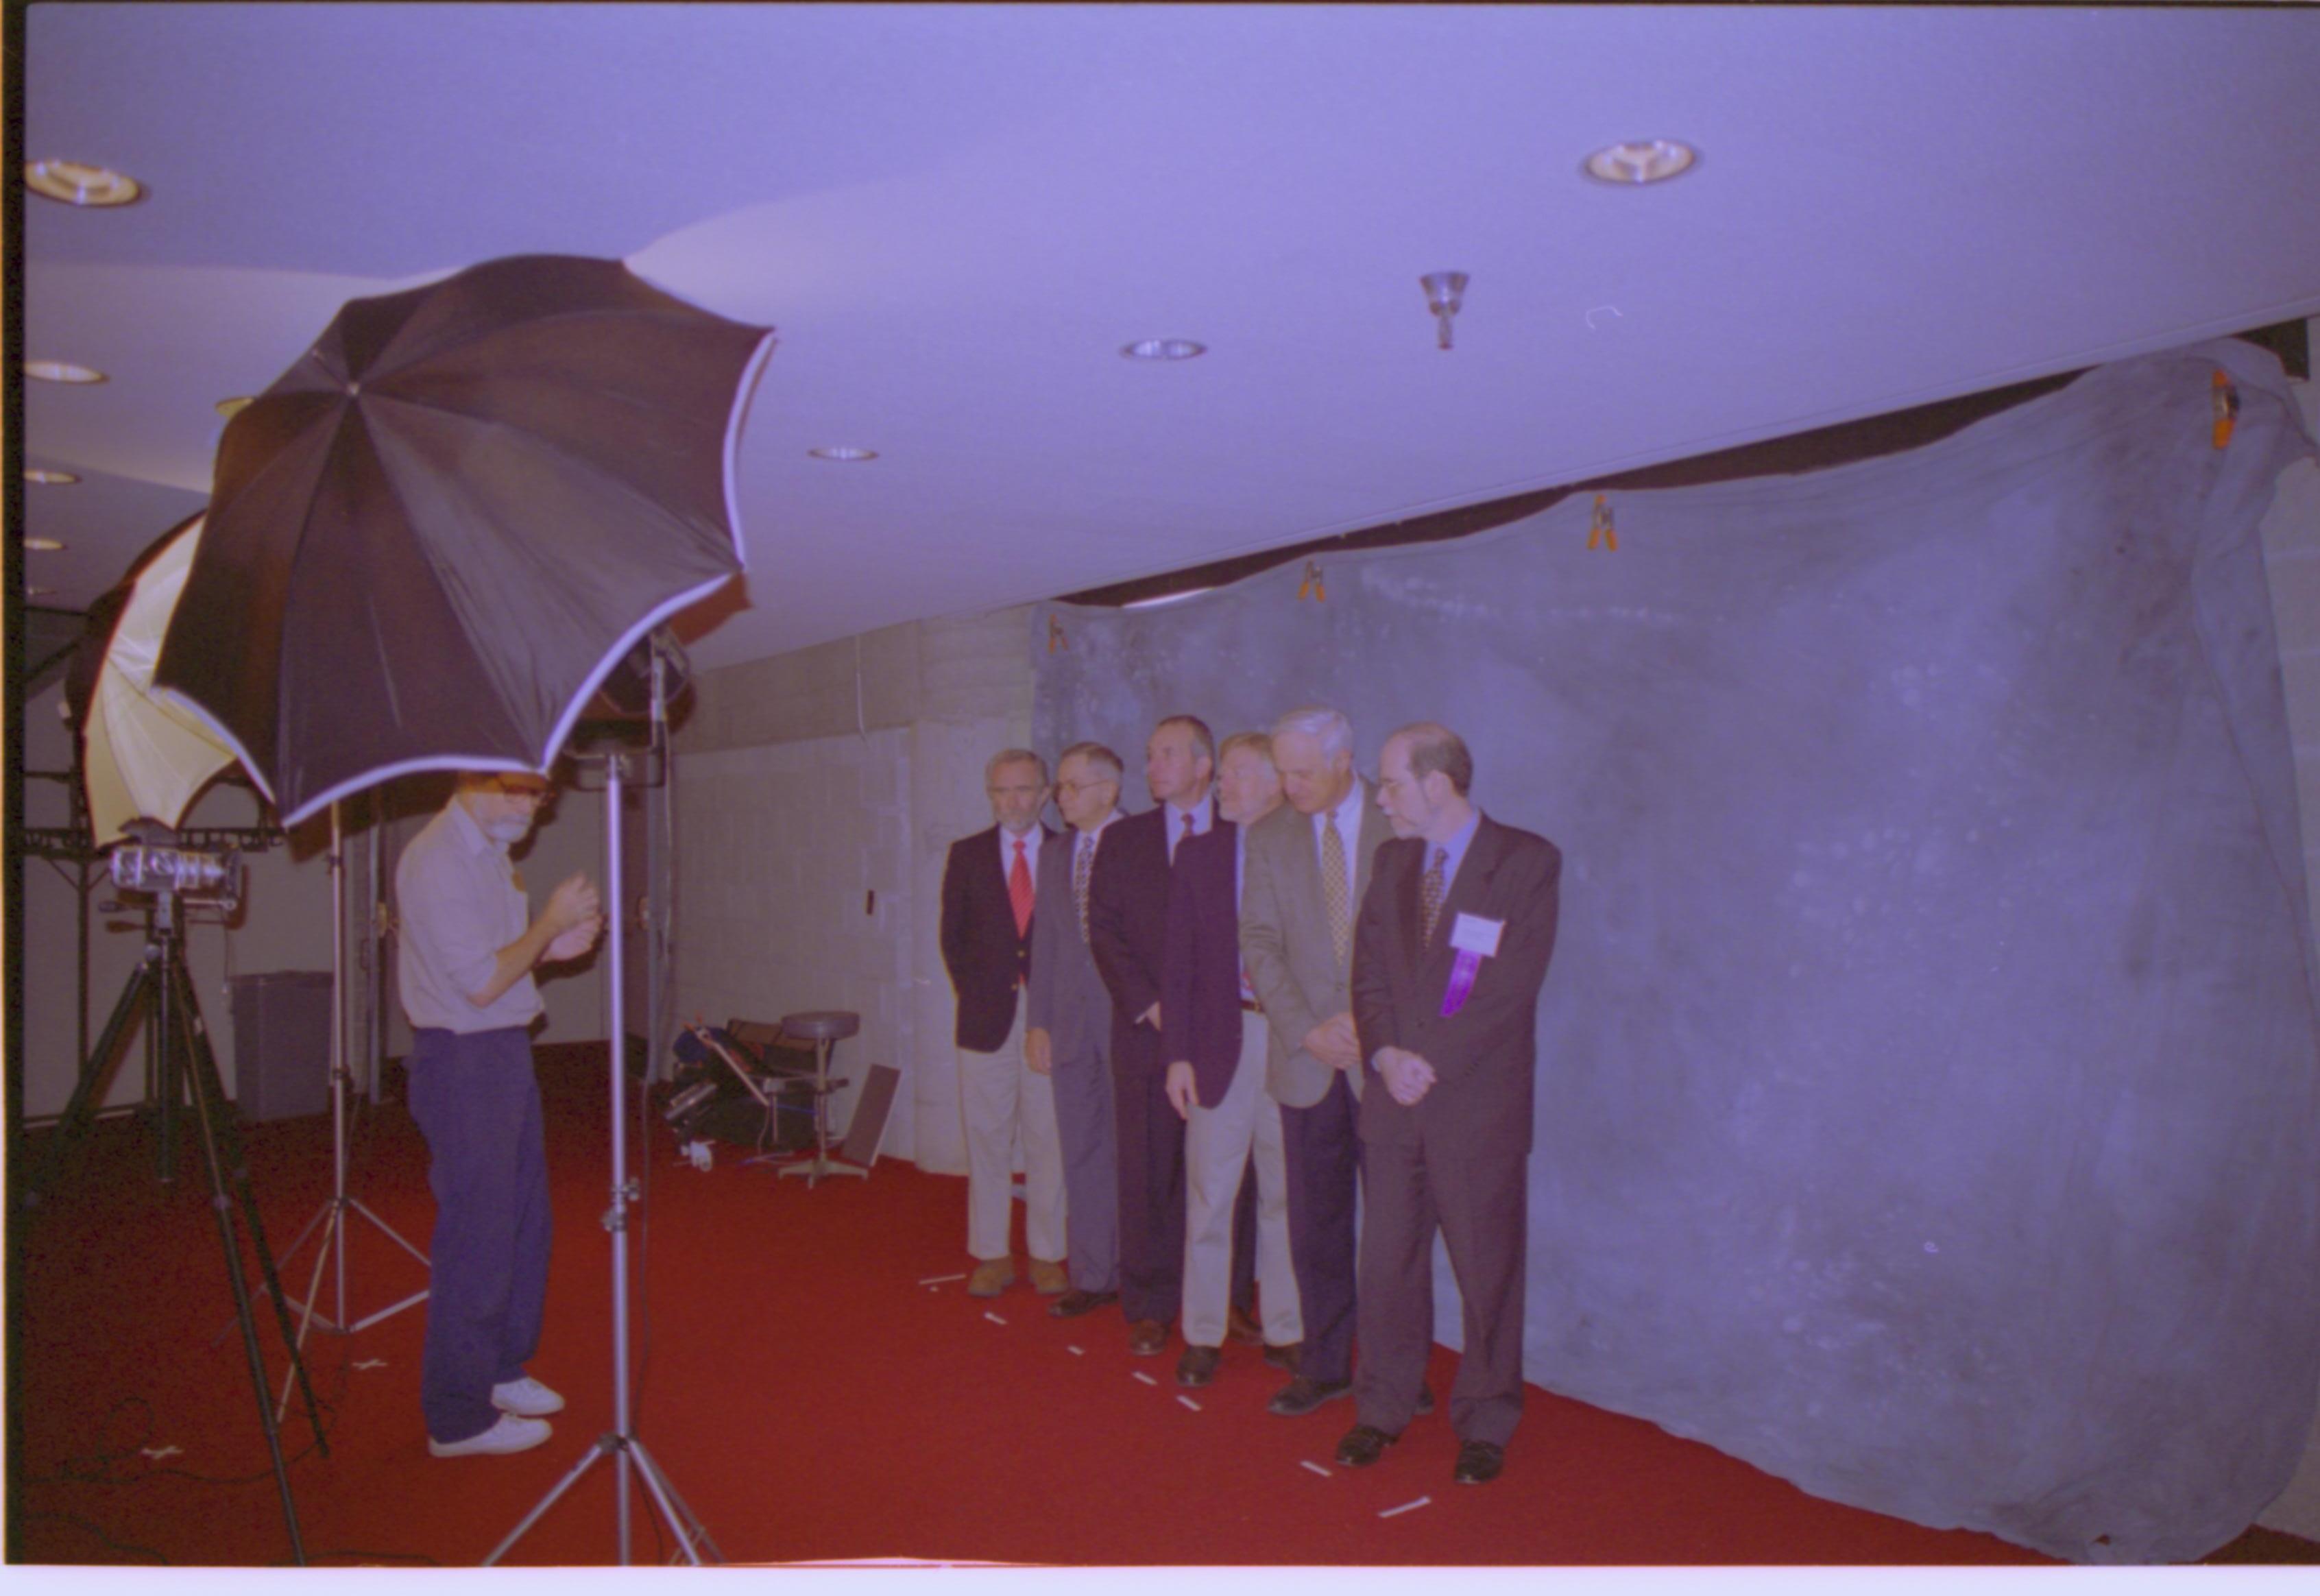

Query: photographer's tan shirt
[[395, 796, 542, 1035]]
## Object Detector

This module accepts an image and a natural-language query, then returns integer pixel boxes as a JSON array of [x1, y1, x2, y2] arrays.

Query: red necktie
[[1008, 837, 1035, 937]]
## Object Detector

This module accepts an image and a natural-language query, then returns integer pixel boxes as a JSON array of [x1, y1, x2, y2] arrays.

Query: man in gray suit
[[1026, 742, 1126, 1316], [1240, 706, 1396, 1416]]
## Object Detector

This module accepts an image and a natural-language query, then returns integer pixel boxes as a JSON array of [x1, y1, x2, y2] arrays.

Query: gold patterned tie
[[1073, 834, 1094, 943], [1321, 816, 1349, 969], [1421, 847, 1447, 946]]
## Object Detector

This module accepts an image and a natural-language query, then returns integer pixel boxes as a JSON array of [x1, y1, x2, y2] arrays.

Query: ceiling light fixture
[[216, 396, 255, 419], [808, 446, 878, 461], [25, 359, 106, 384], [24, 468, 81, 485], [1582, 139, 1698, 186], [25, 158, 144, 207], [24, 536, 67, 552], [27, 586, 56, 599], [1419, 271, 1470, 352], [1120, 339, 1205, 362]]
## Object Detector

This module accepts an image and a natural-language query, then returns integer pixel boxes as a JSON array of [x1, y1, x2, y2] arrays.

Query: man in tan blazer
[[1240, 705, 1396, 1417]]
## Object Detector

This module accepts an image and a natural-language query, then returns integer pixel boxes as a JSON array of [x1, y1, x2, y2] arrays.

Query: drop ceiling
[[21, 4, 2320, 672]]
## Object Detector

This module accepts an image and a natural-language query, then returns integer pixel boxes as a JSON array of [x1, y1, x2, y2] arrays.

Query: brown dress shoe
[[1029, 1257, 1069, 1296], [1176, 1344, 1221, 1386], [967, 1257, 1015, 1298], [1335, 1424, 1398, 1467], [1128, 1319, 1168, 1356], [1225, 1305, 1264, 1346], [1049, 1287, 1118, 1319], [1453, 1440, 1505, 1484]]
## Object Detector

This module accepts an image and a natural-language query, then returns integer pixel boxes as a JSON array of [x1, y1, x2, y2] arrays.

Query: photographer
[[396, 771, 601, 1458]]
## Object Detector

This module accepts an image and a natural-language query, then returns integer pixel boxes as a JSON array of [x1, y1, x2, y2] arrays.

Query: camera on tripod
[[109, 820, 244, 910]]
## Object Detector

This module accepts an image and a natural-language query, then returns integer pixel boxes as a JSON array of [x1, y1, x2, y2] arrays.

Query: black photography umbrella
[[154, 254, 775, 827]]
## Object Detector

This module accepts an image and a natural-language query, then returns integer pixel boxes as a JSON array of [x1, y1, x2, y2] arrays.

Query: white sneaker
[[429, 1413, 552, 1458], [492, 1376, 566, 1416]]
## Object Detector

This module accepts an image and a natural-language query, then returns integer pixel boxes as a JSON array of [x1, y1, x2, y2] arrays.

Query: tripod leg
[[627, 1439, 724, 1565], [172, 963, 308, 1567], [169, 956, 330, 1458], [26, 958, 156, 1207], [483, 1434, 617, 1566]]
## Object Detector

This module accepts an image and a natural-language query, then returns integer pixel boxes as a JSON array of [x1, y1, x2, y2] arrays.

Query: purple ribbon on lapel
[[1440, 948, 1482, 1018]]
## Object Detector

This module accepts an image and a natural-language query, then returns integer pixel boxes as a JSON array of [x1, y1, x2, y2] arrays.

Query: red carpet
[[1, 1044, 2284, 1567]]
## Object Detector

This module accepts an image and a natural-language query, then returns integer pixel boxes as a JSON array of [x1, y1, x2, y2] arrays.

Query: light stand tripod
[[487, 652, 719, 1566], [24, 873, 328, 1564], [266, 802, 431, 1402]]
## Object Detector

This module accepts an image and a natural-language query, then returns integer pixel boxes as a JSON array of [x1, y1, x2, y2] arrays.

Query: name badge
[[1449, 912, 1503, 958]]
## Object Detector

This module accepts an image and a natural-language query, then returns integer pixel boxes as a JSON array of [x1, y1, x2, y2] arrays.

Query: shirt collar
[[1316, 777, 1364, 838], [445, 794, 503, 858], [1428, 808, 1484, 893]]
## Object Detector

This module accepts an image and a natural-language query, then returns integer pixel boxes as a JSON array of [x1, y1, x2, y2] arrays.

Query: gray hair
[[1217, 730, 1274, 766], [1270, 706, 1353, 760], [985, 748, 1049, 787], [1057, 741, 1124, 782]]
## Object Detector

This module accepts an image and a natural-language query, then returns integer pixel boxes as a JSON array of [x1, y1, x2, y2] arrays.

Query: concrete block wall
[[670, 606, 1035, 1173], [2253, 331, 2320, 1541]]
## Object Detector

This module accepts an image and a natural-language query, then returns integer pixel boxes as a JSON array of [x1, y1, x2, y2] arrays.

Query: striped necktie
[[1073, 833, 1095, 943]]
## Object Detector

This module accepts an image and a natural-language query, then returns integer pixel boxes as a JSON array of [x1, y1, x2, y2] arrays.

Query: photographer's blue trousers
[[407, 1026, 552, 1445]]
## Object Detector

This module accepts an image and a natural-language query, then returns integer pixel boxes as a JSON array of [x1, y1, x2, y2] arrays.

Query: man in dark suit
[[1087, 714, 1217, 1357], [1163, 731, 1303, 1388], [1026, 742, 1126, 1317], [939, 749, 1064, 1298], [1240, 706, 1397, 1417], [1335, 723, 1560, 1487]]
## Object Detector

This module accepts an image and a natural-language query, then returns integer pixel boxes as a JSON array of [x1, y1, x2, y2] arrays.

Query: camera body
[[109, 830, 244, 908]]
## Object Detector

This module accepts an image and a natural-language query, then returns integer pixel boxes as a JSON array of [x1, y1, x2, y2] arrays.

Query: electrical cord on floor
[[14, 1510, 169, 1564]]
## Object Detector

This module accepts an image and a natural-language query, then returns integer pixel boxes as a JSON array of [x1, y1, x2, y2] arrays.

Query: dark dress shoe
[[1225, 1304, 1264, 1346], [1266, 1375, 1352, 1417], [1262, 1341, 1301, 1374], [1453, 1440, 1506, 1484], [1416, 1383, 1435, 1416], [1049, 1288, 1118, 1319], [1335, 1425, 1399, 1467], [1176, 1344, 1221, 1387], [1128, 1319, 1168, 1356]]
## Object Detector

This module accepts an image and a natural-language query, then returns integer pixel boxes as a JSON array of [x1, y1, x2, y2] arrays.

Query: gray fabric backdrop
[[1030, 341, 2319, 1562]]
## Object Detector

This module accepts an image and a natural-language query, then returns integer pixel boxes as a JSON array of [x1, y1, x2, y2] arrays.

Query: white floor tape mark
[[919, 1273, 967, 1286], [984, 1311, 1007, 1325], [1379, 1497, 1431, 1519], [1301, 1460, 1332, 1478], [1177, 1395, 1201, 1412], [1132, 1371, 1158, 1386]]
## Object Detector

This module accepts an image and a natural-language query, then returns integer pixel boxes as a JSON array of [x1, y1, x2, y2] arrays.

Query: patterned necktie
[[1321, 815, 1350, 969], [1073, 833, 1095, 943], [1421, 846, 1447, 947], [1175, 808, 1194, 864], [1008, 837, 1035, 938]]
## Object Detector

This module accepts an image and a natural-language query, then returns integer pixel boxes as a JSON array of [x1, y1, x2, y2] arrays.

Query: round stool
[[777, 1011, 866, 1185]]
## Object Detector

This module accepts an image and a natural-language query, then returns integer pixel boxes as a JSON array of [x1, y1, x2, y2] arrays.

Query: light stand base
[[485, 1431, 723, 1567]]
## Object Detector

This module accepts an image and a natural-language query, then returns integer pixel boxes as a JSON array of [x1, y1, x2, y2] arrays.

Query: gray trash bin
[[230, 971, 333, 1122]]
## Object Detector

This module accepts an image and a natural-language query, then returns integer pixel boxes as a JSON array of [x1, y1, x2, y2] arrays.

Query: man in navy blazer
[[939, 749, 1065, 1298], [1336, 723, 1560, 1488], [1161, 731, 1303, 1388], [1087, 714, 1218, 1357]]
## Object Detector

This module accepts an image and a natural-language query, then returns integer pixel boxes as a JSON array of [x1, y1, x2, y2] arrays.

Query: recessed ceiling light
[[25, 359, 106, 384], [808, 446, 879, 461], [25, 159, 144, 207], [216, 396, 255, 419], [23, 537, 67, 553], [1121, 339, 1206, 361], [26, 586, 56, 599], [1582, 139, 1698, 186], [24, 468, 80, 485]]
